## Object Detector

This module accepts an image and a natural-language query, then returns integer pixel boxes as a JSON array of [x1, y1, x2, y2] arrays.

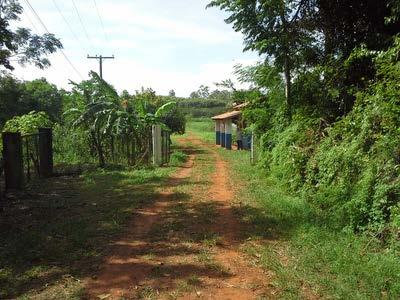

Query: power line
[[87, 54, 114, 79], [71, 0, 93, 48], [23, 9, 39, 33], [23, 0, 84, 80], [51, 0, 81, 45], [93, 0, 109, 43]]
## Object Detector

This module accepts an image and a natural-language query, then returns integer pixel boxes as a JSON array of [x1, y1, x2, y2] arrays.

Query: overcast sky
[[11, 0, 258, 96]]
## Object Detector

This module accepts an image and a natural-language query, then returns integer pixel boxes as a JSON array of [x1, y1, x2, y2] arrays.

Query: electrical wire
[[71, 0, 93, 48], [93, 0, 109, 43], [23, 0, 84, 80], [23, 9, 39, 33], [51, 0, 81, 45]]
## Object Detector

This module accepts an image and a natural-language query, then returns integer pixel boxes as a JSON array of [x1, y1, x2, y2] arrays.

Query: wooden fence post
[[39, 128, 53, 177], [167, 132, 171, 163], [2, 132, 24, 190]]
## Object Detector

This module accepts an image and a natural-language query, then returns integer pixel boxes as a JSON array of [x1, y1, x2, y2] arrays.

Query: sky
[[11, 0, 259, 97]]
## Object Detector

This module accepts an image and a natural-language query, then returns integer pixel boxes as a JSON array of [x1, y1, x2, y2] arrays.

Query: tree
[[65, 73, 179, 166], [215, 79, 236, 92], [0, 74, 23, 127], [316, 0, 399, 59], [65, 72, 122, 166], [168, 89, 176, 97], [198, 85, 210, 98], [208, 0, 318, 111], [190, 91, 199, 99], [22, 78, 63, 122], [0, 75, 63, 127], [0, 0, 62, 70], [208, 0, 400, 116], [314, 0, 400, 115]]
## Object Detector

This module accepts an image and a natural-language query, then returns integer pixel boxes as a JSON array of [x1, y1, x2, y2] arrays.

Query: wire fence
[[0, 126, 172, 197], [108, 129, 153, 167], [22, 133, 41, 181]]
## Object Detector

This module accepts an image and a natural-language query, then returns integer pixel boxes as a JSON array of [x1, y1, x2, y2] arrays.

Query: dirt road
[[85, 134, 273, 299]]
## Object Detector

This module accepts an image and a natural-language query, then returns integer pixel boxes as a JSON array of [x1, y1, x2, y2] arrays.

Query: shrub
[[169, 151, 188, 166], [249, 38, 400, 234]]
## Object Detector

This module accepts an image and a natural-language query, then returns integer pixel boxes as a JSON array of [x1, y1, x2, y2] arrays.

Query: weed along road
[[84, 132, 274, 299]]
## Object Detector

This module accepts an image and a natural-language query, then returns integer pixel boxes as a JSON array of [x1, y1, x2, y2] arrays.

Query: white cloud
[[9, 0, 259, 97]]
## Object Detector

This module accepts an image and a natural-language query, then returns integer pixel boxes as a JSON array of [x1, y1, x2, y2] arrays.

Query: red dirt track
[[84, 134, 273, 299]]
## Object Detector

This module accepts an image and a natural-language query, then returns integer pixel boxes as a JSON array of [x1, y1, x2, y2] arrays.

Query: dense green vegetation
[[162, 85, 235, 118], [176, 97, 227, 118], [188, 119, 400, 299], [1, 0, 400, 297], [0, 72, 186, 168], [210, 0, 400, 237]]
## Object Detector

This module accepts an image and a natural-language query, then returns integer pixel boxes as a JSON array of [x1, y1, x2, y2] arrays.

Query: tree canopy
[[0, 0, 62, 70], [208, 0, 400, 113]]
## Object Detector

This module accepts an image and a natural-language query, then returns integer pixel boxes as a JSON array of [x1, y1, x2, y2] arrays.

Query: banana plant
[[64, 73, 176, 167], [64, 72, 122, 166]]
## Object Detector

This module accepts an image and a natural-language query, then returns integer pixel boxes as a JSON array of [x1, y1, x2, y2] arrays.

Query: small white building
[[211, 103, 248, 150]]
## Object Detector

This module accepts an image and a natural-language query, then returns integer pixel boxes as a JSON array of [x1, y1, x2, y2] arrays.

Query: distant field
[[176, 98, 228, 118]]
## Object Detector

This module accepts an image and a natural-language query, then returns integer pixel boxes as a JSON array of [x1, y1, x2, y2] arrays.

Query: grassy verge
[[188, 119, 400, 299], [0, 146, 183, 299]]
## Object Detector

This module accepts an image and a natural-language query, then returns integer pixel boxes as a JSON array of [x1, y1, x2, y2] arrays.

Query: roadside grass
[[0, 158, 179, 298], [185, 118, 215, 143], [188, 119, 400, 299]]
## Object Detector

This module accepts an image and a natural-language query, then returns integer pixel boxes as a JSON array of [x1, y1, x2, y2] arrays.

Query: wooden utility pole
[[87, 54, 114, 79]]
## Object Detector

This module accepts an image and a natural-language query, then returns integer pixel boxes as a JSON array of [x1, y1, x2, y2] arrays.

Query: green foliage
[[0, 0, 62, 70], [245, 38, 400, 235], [169, 151, 188, 166], [53, 124, 94, 165], [0, 75, 63, 128], [155, 101, 177, 118], [176, 97, 228, 118], [64, 72, 142, 166], [159, 106, 186, 134], [61, 74, 185, 167], [0, 74, 23, 127], [183, 83, 233, 117], [304, 39, 400, 232], [23, 78, 64, 122], [209, 0, 400, 113], [2, 111, 52, 134], [189, 119, 400, 298]]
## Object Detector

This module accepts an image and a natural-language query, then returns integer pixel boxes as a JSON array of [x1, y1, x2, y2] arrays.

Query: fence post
[[251, 131, 256, 165], [2, 132, 24, 190], [39, 128, 53, 177], [167, 132, 171, 163], [152, 125, 162, 166]]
